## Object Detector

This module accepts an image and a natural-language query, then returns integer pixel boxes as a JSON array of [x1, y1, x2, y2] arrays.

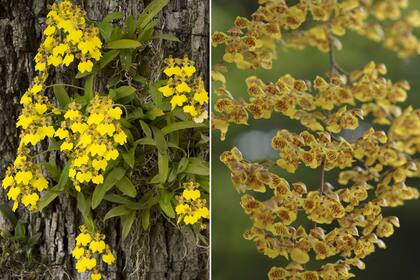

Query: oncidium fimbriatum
[[213, 1, 420, 279]]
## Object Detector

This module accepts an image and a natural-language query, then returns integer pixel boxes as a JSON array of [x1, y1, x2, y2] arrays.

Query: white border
[[208, 0, 213, 278]]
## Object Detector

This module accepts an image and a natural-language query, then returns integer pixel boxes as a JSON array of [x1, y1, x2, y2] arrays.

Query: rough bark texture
[[0, 0, 209, 279]]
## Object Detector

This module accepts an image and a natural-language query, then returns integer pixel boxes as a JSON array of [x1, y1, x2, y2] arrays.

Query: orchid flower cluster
[[213, 0, 420, 279], [1, 1, 117, 279], [2, 0, 101, 213], [72, 225, 115, 280], [175, 181, 210, 225], [57, 96, 126, 192], [158, 56, 209, 123]]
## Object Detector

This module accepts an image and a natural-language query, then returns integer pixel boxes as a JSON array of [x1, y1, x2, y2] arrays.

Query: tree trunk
[[0, 0, 209, 279]]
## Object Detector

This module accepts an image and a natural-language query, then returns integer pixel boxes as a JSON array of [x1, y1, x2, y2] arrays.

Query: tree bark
[[0, 0, 209, 279]]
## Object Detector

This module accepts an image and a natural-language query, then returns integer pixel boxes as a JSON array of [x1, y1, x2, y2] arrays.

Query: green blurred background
[[211, 1, 420, 279]]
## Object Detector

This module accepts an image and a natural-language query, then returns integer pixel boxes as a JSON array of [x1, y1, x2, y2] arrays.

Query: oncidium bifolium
[[213, 0, 420, 279], [1, 0, 209, 279]]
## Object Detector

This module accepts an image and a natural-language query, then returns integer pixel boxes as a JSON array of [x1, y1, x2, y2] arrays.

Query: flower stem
[[327, 24, 348, 76], [320, 159, 325, 195]]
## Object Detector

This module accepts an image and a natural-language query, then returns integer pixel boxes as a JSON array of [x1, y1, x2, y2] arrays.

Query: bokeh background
[[211, 1, 420, 279]]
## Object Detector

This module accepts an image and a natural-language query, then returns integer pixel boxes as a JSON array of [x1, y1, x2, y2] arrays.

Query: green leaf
[[92, 167, 126, 209], [76, 193, 95, 232], [138, 22, 156, 43], [76, 71, 92, 79], [77, 193, 95, 232], [168, 166, 178, 183], [140, 194, 160, 208], [152, 126, 169, 183], [118, 96, 136, 106], [125, 16, 136, 37], [159, 190, 175, 218], [98, 22, 113, 42], [122, 119, 133, 129], [137, 0, 169, 30], [198, 133, 209, 145], [74, 94, 88, 106], [161, 121, 206, 135], [177, 157, 189, 174], [168, 128, 179, 147], [130, 138, 183, 154], [27, 232, 42, 247], [100, 50, 120, 69], [122, 148, 135, 168], [41, 162, 60, 182], [108, 39, 142, 49], [120, 49, 133, 71], [110, 26, 123, 41], [168, 142, 186, 154], [133, 137, 155, 146], [116, 176, 137, 198], [193, 224, 209, 245], [53, 85, 70, 109], [37, 185, 60, 211], [126, 108, 144, 121], [15, 220, 26, 240], [84, 214, 96, 233], [103, 11, 124, 23], [158, 153, 169, 183], [0, 203, 18, 225], [121, 211, 135, 240], [77, 192, 91, 218], [124, 117, 137, 130], [152, 126, 168, 154], [184, 158, 209, 176], [133, 75, 147, 84], [104, 194, 137, 207], [152, 33, 180, 42], [57, 161, 71, 190], [104, 205, 131, 220], [84, 74, 94, 102], [144, 107, 164, 120], [110, 85, 137, 100], [197, 176, 209, 193], [139, 120, 152, 138], [141, 208, 150, 230], [47, 139, 61, 153], [148, 82, 163, 106], [149, 174, 161, 184]]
